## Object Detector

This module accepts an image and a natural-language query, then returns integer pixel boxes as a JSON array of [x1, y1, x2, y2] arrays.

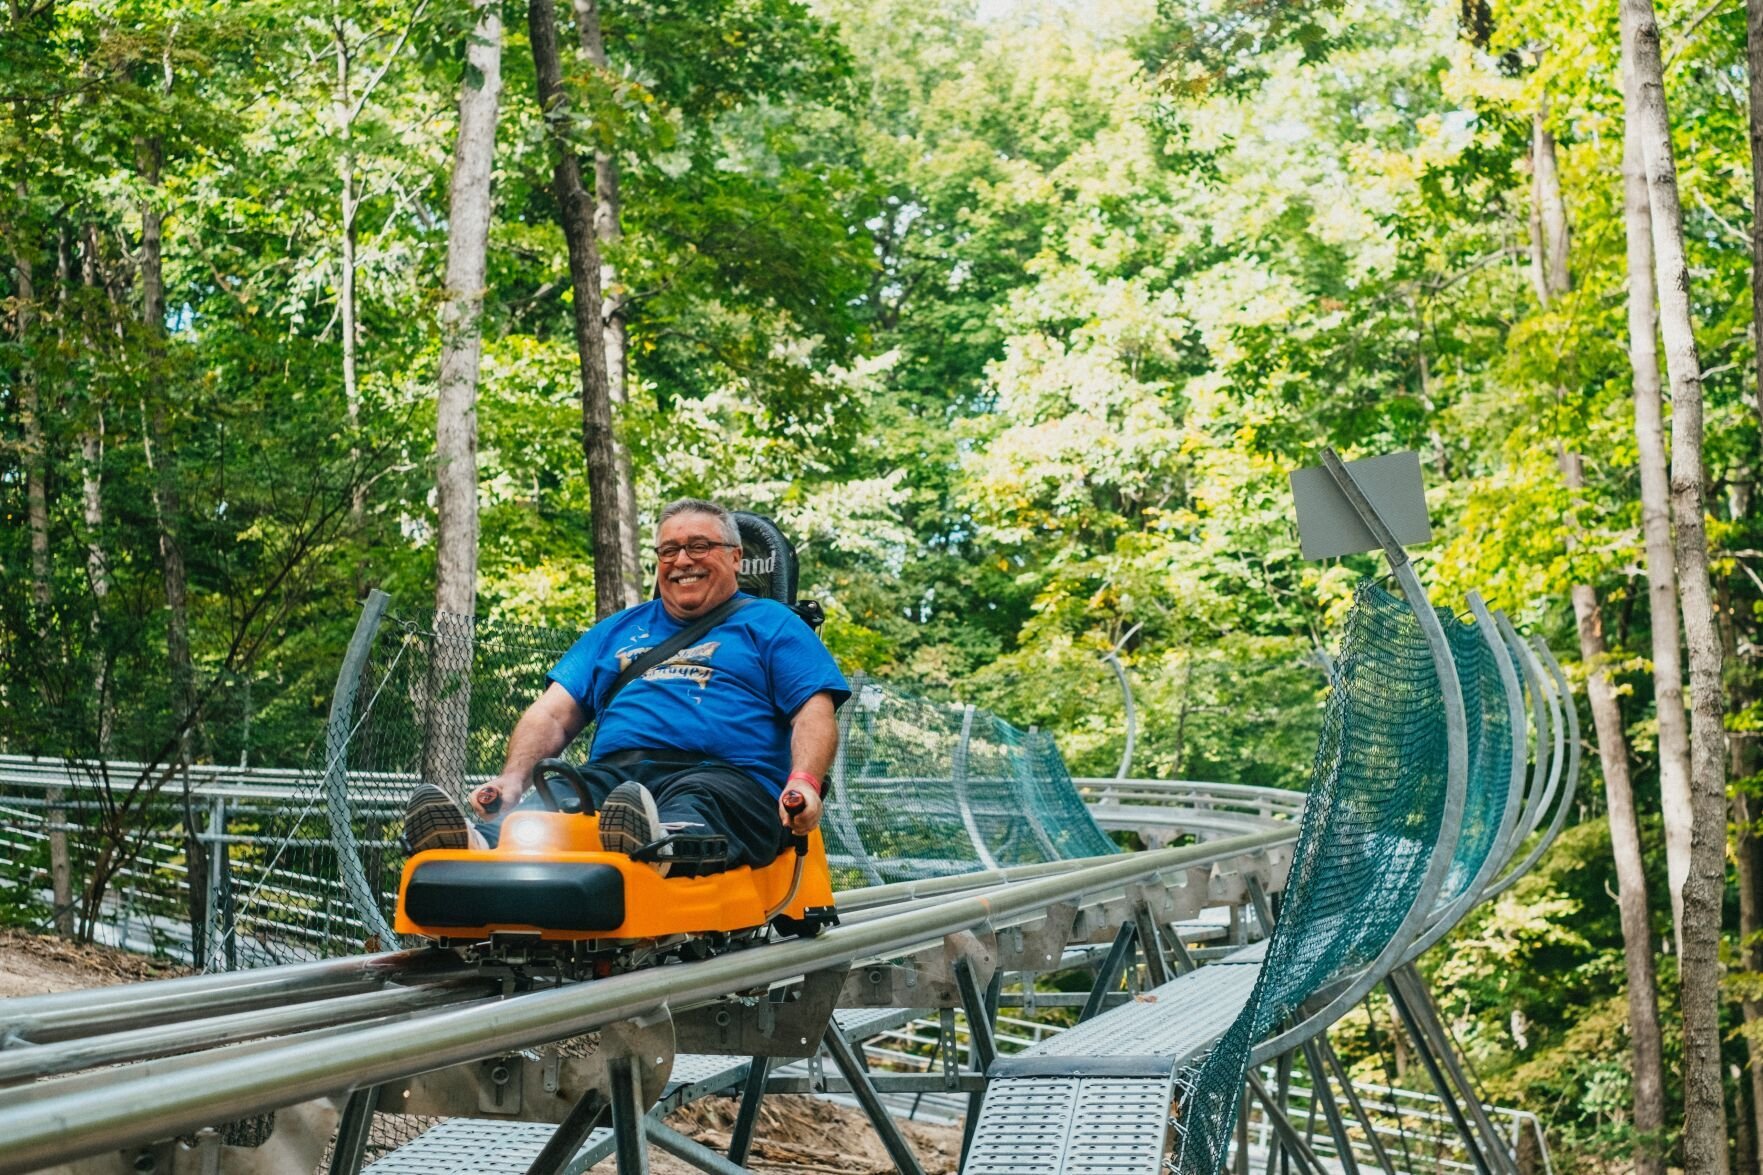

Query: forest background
[[2, 0, 1761, 1168]]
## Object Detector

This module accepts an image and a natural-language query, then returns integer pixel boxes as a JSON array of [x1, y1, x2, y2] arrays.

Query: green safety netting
[[228, 606, 1119, 963], [1436, 612, 1514, 912], [1172, 580, 1513, 1174]]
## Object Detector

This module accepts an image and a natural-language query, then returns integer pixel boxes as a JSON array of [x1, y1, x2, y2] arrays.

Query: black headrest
[[732, 512, 823, 631], [732, 512, 799, 604]]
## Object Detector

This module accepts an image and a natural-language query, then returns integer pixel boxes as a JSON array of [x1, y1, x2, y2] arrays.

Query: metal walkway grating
[[961, 943, 1266, 1174], [364, 1118, 613, 1174], [365, 1053, 749, 1174], [1027, 948, 1263, 1067], [964, 1070, 1176, 1174]]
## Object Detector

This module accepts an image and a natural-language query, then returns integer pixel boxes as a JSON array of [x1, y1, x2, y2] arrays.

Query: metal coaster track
[[0, 826, 1294, 1174]]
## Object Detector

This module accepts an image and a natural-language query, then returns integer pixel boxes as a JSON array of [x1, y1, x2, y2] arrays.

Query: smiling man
[[404, 498, 850, 877]]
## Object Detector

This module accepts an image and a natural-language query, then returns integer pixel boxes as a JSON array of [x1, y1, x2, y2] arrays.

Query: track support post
[[1245, 1071, 1329, 1175], [1385, 973, 1498, 1175], [1319, 1032, 1397, 1175], [326, 1085, 378, 1175], [525, 1088, 610, 1175], [1132, 903, 1173, 987], [726, 1056, 769, 1166], [1389, 965, 1518, 1174], [1079, 921, 1138, 1022], [609, 1055, 650, 1174], [1302, 1039, 1362, 1175], [821, 1022, 926, 1175]]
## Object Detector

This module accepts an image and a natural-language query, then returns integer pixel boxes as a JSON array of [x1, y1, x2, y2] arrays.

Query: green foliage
[[5, 0, 1763, 1152]]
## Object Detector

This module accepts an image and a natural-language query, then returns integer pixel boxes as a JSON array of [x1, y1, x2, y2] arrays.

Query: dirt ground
[[0, 928, 192, 997], [0, 931, 965, 1173]]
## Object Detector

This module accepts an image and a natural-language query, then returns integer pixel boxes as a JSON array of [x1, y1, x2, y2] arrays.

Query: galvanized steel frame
[[1247, 447, 1470, 1066]]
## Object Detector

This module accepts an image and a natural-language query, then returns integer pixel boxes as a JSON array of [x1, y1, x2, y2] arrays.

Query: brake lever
[[781, 788, 810, 856]]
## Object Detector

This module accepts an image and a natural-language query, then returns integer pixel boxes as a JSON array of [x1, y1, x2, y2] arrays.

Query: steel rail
[[0, 826, 1296, 1173], [0, 948, 465, 1046], [1074, 778, 1307, 811], [0, 1002, 492, 1108], [1478, 638, 1578, 904], [0, 979, 498, 1085]]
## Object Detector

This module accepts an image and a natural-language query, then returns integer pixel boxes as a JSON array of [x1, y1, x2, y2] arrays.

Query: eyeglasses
[[653, 539, 739, 562]]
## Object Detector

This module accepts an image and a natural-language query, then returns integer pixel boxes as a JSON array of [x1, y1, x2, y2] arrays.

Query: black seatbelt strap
[[586, 595, 755, 753]]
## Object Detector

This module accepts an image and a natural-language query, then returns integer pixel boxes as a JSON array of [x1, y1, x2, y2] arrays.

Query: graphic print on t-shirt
[[615, 640, 722, 693]]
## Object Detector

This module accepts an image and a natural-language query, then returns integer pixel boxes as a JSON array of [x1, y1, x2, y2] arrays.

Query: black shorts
[[475, 752, 788, 875]]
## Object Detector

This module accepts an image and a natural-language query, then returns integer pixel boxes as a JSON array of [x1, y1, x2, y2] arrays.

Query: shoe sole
[[405, 785, 470, 855], [599, 782, 660, 856]]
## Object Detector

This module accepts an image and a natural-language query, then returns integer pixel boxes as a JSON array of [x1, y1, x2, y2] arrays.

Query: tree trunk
[[1627, 115, 1694, 949], [427, 0, 502, 791], [332, 17, 364, 525], [529, 0, 627, 620], [1533, 108, 1570, 300], [1532, 100, 1668, 1173], [433, 0, 500, 622], [139, 138, 194, 745], [1621, 0, 1731, 1165], [1748, 0, 1763, 434], [1577, 587, 1671, 1174], [80, 223, 114, 760], [16, 234, 49, 619], [573, 0, 642, 602], [1725, 575, 1763, 1174], [46, 226, 82, 940], [139, 133, 207, 963]]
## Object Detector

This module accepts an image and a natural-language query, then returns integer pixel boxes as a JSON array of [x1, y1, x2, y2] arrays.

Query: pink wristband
[[786, 770, 824, 797]]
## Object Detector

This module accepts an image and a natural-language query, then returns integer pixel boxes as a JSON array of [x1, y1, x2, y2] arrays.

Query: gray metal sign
[[1290, 450, 1433, 560]]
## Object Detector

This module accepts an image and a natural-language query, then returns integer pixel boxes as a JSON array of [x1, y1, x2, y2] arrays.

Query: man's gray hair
[[658, 498, 741, 546]]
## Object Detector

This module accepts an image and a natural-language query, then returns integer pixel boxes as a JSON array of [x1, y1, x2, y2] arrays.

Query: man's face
[[654, 511, 742, 620]]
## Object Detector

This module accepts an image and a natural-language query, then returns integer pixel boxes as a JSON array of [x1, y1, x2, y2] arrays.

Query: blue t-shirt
[[547, 593, 850, 794]]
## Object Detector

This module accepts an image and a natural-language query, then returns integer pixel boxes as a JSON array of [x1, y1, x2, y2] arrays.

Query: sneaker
[[404, 784, 470, 855], [599, 780, 663, 860]]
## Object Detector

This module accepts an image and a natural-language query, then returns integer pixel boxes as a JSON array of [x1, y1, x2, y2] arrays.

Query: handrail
[[1074, 778, 1307, 810], [1480, 638, 1579, 903], [1500, 613, 1561, 849], [1401, 593, 1531, 961], [0, 827, 1297, 1174]]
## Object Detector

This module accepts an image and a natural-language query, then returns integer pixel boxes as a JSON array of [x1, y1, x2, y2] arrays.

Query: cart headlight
[[510, 819, 551, 851]]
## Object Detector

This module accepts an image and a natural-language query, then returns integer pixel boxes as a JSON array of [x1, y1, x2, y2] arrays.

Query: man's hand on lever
[[780, 772, 823, 835]]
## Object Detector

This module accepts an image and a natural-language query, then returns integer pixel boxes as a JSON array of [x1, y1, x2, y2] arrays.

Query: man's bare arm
[[780, 692, 839, 833], [477, 683, 588, 814]]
